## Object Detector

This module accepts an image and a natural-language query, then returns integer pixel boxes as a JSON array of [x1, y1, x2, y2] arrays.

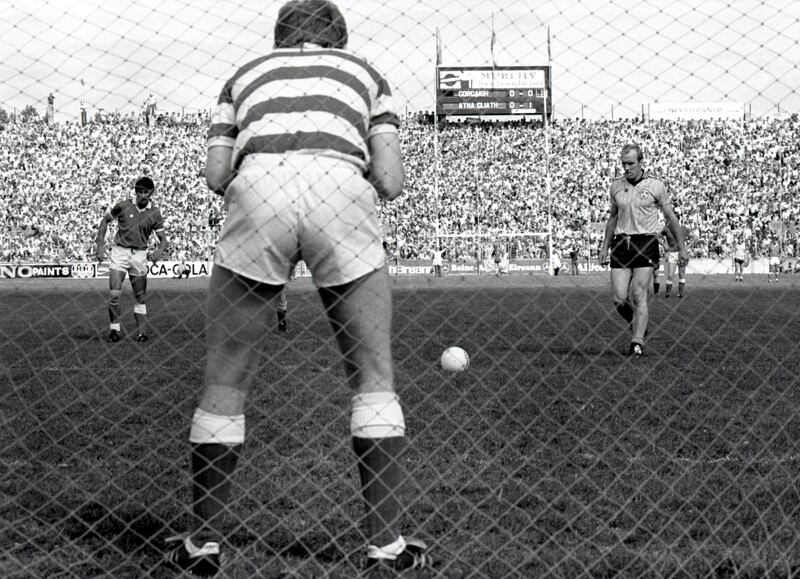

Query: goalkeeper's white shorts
[[214, 153, 385, 288]]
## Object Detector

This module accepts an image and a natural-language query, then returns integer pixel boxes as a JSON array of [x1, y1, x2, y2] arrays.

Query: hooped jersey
[[206, 44, 400, 174]]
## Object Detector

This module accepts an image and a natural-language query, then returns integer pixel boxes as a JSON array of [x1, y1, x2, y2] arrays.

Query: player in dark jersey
[[165, 1, 429, 575], [95, 177, 167, 342]]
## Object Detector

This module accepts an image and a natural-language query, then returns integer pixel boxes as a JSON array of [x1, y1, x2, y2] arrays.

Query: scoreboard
[[436, 66, 552, 117]]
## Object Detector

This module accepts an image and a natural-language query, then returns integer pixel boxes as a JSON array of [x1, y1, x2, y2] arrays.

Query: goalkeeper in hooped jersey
[[164, 0, 430, 575]]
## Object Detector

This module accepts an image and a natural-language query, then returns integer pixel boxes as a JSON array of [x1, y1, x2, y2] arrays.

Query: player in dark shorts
[[733, 238, 747, 282], [600, 144, 688, 356], [95, 176, 167, 342]]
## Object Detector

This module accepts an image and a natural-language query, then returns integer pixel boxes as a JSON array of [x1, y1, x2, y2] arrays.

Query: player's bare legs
[[130, 275, 149, 339], [677, 262, 687, 297], [628, 267, 653, 345], [611, 267, 650, 353], [664, 260, 676, 298], [652, 262, 660, 295], [610, 267, 634, 328], [319, 267, 394, 395], [188, 265, 282, 551], [319, 267, 409, 555], [107, 269, 126, 341]]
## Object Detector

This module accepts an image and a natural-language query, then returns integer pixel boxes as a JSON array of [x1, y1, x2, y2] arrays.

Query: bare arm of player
[[663, 205, 689, 266], [95, 213, 113, 261], [367, 132, 405, 201], [148, 230, 168, 264], [205, 146, 236, 196], [599, 204, 619, 265]]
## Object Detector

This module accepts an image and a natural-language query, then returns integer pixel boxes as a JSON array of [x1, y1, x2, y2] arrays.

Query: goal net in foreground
[[3, 1, 800, 578]]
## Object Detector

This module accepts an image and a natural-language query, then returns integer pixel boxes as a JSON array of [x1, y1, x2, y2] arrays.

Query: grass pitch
[[2, 273, 800, 578]]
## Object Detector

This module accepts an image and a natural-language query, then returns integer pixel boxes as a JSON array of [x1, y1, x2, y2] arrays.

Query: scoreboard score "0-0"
[[436, 66, 552, 117]]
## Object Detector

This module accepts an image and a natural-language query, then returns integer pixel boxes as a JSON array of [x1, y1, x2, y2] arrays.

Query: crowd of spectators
[[387, 115, 799, 262], [0, 114, 216, 262], [1, 112, 797, 263]]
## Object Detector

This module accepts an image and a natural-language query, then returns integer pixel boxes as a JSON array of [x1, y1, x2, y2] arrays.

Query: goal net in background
[[2, 1, 800, 577]]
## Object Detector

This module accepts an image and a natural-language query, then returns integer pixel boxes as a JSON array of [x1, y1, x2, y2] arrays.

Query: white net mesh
[[2, 1, 800, 577]]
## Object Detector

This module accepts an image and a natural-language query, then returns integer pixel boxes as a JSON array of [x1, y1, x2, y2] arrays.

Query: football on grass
[[441, 347, 470, 372]]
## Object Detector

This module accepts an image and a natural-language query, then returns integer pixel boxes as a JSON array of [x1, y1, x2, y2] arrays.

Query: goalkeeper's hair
[[274, 0, 348, 49]]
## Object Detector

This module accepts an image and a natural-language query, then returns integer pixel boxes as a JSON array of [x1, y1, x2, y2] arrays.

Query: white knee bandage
[[133, 303, 147, 315], [189, 408, 245, 445], [351, 392, 405, 439]]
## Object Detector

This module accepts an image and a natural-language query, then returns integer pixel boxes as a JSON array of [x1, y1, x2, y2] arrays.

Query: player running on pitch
[[165, 1, 429, 575], [95, 176, 167, 342], [600, 143, 688, 356]]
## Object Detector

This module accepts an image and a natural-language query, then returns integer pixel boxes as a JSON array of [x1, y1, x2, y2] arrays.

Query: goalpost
[[432, 27, 556, 274]]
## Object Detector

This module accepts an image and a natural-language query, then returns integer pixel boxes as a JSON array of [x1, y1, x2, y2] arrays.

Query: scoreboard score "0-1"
[[436, 66, 552, 117]]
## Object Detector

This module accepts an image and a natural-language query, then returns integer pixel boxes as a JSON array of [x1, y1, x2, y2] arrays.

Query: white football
[[441, 347, 470, 372]]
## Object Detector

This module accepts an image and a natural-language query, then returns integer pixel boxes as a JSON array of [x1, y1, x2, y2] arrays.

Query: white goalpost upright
[[431, 26, 556, 274], [543, 26, 554, 276]]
